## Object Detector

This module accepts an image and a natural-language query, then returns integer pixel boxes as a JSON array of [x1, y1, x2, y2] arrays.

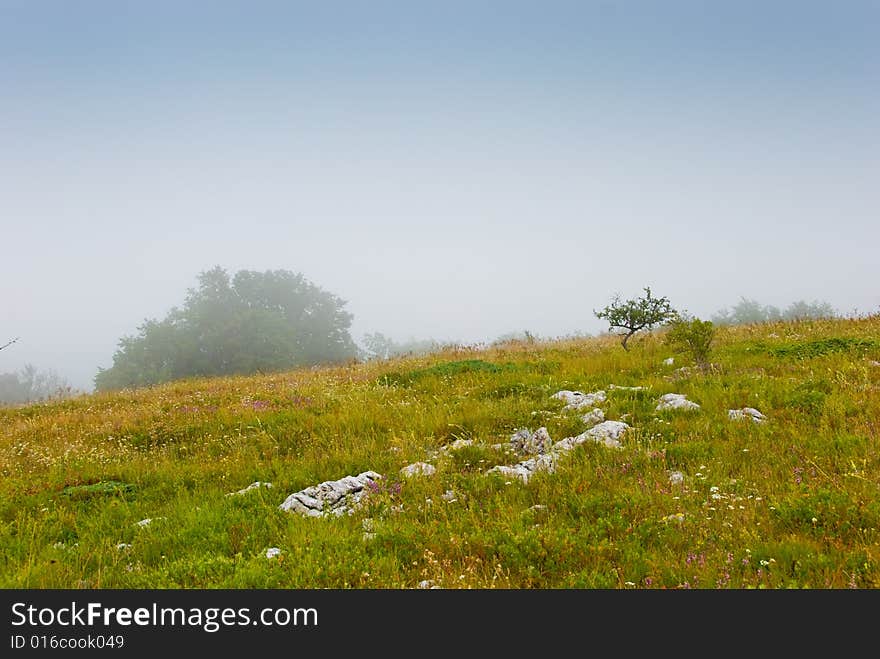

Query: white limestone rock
[[581, 408, 605, 427], [227, 481, 273, 496], [488, 454, 556, 483], [552, 389, 607, 410], [265, 547, 281, 559], [668, 470, 684, 486], [728, 407, 766, 423], [577, 420, 631, 448], [663, 357, 675, 366], [400, 462, 437, 478], [656, 393, 701, 411], [510, 427, 553, 454], [279, 470, 383, 517]]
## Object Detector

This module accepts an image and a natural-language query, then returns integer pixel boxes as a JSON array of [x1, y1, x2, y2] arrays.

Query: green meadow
[[2, 316, 878, 589]]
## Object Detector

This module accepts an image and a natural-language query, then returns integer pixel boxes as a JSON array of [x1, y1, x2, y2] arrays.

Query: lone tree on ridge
[[594, 287, 676, 351]]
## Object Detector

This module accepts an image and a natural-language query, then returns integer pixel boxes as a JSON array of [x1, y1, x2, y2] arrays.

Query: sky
[[1, 0, 878, 391]]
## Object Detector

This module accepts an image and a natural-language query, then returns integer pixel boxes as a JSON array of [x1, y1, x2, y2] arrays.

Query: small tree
[[594, 287, 676, 351], [664, 314, 716, 369]]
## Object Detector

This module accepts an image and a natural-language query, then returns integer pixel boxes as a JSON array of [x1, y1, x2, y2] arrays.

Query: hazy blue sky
[[2, 1, 878, 390]]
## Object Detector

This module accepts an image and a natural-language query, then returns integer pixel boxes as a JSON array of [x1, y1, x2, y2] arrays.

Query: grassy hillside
[[2, 316, 879, 588]]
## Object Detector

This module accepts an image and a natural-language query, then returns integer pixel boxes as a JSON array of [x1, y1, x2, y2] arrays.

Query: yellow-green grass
[[1, 316, 878, 588]]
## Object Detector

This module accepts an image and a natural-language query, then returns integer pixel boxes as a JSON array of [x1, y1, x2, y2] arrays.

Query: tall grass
[[1, 316, 878, 588]]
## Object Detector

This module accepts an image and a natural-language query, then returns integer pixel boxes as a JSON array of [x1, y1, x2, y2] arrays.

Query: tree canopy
[[712, 297, 837, 325], [594, 286, 677, 351], [95, 267, 357, 390]]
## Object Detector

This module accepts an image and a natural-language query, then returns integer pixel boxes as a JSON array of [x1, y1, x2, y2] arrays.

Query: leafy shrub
[[664, 315, 716, 367]]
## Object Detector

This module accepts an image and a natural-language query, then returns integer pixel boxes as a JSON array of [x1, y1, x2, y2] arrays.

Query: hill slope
[[2, 316, 879, 588]]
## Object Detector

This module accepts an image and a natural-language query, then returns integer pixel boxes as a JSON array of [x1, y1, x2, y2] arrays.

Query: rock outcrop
[[509, 427, 552, 454], [279, 471, 383, 517], [552, 390, 607, 410], [728, 407, 766, 423], [656, 393, 700, 411], [400, 462, 437, 478]]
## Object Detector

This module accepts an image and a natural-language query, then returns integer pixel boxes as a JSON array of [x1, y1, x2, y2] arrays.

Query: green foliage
[[378, 359, 515, 386], [594, 287, 677, 351], [664, 315, 716, 367], [770, 337, 875, 360], [61, 480, 136, 500], [783, 381, 832, 417], [95, 267, 357, 390]]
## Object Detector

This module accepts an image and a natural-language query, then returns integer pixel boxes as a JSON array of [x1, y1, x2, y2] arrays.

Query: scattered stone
[[278, 471, 383, 518], [227, 481, 273, 496], [116, 543, 132, 550], [529, 504, 547, 512], [400, 462, 437, 478], [136, 517, 165, 527], [869, 360, 880, 367], [418, 580, 438, 589], [488, 454, 556, 483], [577, 420, 631, 448], [552, 389, 607, 410], [728, 408, 766, 423], [441, 489, 457, 502], [668, 470, 684, 486], [509, 427, 552, 454], [656, 393, 700, 411], [490, 419, 631, 483], [580, 408, 605, 427], [663, 357, 675, 366], [266, 547, 281, 559]]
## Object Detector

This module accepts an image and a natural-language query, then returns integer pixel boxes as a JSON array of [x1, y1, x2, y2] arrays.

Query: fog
[[2, 1, 878, 392]]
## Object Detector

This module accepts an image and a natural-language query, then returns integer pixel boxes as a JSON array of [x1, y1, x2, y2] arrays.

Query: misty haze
[[1, 0, 879, 608], [2, 2, 877, 394]]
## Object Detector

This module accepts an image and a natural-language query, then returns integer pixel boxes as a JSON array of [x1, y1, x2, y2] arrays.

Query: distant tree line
[[711, 297, 837, 326], [95, 267, 358, 391], [0, 364, 73, 406]]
